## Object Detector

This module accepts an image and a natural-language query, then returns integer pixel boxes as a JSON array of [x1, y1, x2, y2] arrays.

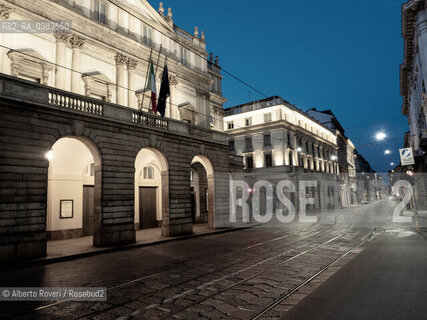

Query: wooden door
[[139, 187, 157, 229]]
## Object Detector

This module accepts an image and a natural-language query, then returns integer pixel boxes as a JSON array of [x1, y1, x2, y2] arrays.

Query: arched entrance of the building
[[134, 148, 169, 235], [191, 155, 215, 228], [46, 137, 101, 242]]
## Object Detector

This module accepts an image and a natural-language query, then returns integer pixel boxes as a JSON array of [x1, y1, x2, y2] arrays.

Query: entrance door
[[139, 187, 157, 229], [82, 185, 94, 236]]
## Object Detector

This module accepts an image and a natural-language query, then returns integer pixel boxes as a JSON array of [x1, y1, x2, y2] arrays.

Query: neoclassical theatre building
[[0, 0, 238, 261]]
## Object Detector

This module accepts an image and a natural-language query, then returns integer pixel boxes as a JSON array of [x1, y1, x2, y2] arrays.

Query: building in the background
[[354, 151, 378, 203], [306, 108, 357, 206], [346, 139, 357, 204], [0, 0, 236, 261], [401, 0, 427, 208], [224, 96, 340, 213]]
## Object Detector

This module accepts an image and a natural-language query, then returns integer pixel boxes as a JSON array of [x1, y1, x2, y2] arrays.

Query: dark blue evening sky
[[149, 0, 407, 173]]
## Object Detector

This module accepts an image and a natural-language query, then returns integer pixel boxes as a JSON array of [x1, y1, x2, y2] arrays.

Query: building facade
[[306, 108, 357, 206], [0, 0, 236, 261], [224, 97, 340, 214], [401, 0, 427, 208]]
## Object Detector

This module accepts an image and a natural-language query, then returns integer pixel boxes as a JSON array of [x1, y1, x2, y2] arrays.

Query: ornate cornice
[[0, 4, 11, 20], [69, 35, 85, 49]]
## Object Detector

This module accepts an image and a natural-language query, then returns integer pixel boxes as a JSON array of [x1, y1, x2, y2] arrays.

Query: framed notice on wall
[[60, 200, 73, 219]]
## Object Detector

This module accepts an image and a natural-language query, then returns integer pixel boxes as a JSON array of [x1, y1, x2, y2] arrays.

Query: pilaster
[[115, 53, 127, 106], [54, 33, 70, 90], [70, 35, 85, 94]]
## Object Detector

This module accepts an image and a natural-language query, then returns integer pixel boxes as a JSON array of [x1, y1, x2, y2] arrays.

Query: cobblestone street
[[0, 200, 416, 319]]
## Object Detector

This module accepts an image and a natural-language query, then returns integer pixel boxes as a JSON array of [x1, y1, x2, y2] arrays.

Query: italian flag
[[146, 60, 157, 113]]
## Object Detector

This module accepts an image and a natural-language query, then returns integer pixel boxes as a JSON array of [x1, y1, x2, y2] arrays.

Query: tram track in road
[[249, 227, 376, 320], [150, 230, 347, 320], [83, 225, 338, 320], [11, 222, 334, 319]]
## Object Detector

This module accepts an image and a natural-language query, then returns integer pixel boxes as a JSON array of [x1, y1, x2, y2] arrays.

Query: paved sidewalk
[[47, 224, 212, 259], [2, 223, 253, 270], [283, 229, 427, 320]]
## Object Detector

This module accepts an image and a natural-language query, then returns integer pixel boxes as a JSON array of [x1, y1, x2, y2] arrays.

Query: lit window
[[143, 166, 154, 179], [94, 0, 107, 24], [264, 113, 272, 122]]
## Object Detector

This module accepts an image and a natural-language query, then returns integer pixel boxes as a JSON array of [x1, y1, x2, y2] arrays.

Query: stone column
[[0, 5, 11, 74], [126, 58, 138, 109], [54, 33, 70, 90], [69, 35, 85, 94], [115, 53, 127, 106]]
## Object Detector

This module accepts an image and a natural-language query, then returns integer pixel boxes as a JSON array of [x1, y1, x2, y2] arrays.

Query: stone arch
[[46, 135, 102, 245], [191, 154, 215, 228], [134, 147, 170, 236]]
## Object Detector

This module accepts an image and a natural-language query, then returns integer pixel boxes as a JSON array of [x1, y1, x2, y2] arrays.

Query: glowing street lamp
[[331, 155, 337, 161], [296, 147, 302, 152], [390, 162, 395, 166], [384, 149, 391, 155], [375, 131, 387, 141]]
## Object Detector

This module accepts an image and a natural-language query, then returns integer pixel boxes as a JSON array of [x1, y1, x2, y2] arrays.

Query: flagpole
[[141, 48, 153, 111], [148, 44, 162, 114], [163, 55, 168, 117]]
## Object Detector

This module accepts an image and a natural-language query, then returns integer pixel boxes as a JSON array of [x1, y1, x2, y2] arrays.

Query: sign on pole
[[399, 148, 415, 166]]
